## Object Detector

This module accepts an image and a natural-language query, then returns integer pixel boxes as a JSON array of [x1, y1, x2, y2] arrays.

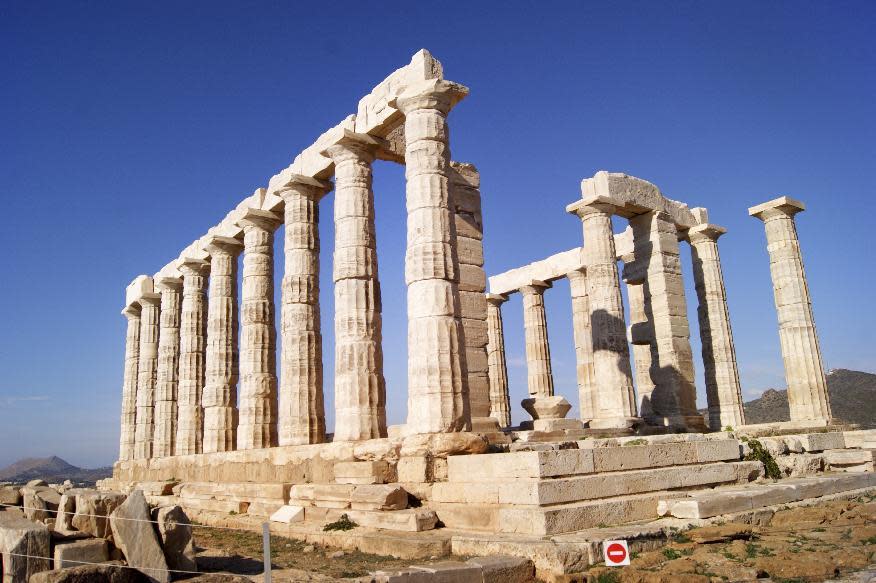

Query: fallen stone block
[[687, 523, 753, 543], [0, 486, 21, 506], [269, 505, 304, 524], [53, 538, 109, 569], [29, 561, 148, 583], [153, 505, 196, 573], [0, 511, 51, 583], [350, 485, 408, 511], [776, 453, 824, 477], [21, 486, 61, 523], [400, 432, 490, 458], [26, 480, 48, 488], [109, 490, 170, 583], [73, 491, 126, 540]]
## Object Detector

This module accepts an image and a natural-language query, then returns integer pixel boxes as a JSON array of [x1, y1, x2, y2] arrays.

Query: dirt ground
[[192, 492, 876, 582]]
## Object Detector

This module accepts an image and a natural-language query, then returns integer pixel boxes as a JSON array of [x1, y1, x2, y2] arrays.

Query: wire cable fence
[[1, 501, 274, 581]]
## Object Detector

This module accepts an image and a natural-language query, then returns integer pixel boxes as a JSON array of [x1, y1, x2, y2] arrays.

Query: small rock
[[302, 545, 315, 554], [688, 523, 753, 543], [328, 550, 345, 559]]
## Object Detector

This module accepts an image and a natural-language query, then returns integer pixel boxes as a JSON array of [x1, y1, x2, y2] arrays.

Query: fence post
[[262, 521, 272, 583]]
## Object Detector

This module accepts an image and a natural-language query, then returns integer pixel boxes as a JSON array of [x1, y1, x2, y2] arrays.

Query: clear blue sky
[[2, 2, 874, 468]]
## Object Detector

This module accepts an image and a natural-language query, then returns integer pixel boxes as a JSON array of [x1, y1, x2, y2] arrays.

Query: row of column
[[483, 196, 830, 431], [120, 80, 476, 461]]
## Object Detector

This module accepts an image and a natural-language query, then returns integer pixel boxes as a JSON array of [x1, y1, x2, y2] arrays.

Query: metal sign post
[[262, 522, 272, 583]]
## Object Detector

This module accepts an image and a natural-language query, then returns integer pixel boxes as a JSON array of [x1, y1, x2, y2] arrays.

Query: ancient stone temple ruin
[[104, 50, 875, 579]]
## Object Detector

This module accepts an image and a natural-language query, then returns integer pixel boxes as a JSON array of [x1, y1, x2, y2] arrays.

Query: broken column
[[485, 294, 511, 427], [390, 79, 471, 433], [749, 196, 831, 425], [450, 162, 496, 432], [236, 209, 282, 450], [153, 276, 182, 458], [202, 235, 243, 453], [623, 272, 657, 421], [630, 210, 704, 431], [567, 269, 597, 424], [277, 176, 332, 445], [323, 132, 387, 441], [118, 304, 140, 461], [134, 286, 161, 460], [567, 196, 640, 429], [686, 223, 746, 429], [175, 257, 209, 455]]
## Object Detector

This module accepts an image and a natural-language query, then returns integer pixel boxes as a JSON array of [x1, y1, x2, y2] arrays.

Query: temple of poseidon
[[97, 50, 875, 579]]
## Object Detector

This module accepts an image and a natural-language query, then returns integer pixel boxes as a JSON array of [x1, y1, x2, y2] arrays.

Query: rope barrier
[[3, 552, 203, 576]]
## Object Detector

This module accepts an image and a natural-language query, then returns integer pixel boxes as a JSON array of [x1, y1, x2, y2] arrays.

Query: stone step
[[432, 460, 760, 506], [824, 449, 876, 472], [658, 472, 876, 519], [289, 483, 409, 511], [446, 439, 740, 482], [433, 491, 686, 536], [175, 482, 291, 500], [333, 461, 396, 485]]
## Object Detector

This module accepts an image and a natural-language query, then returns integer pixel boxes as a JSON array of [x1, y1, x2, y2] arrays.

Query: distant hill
[[742, 369, 876, 428], [0, 456, 112, 485]]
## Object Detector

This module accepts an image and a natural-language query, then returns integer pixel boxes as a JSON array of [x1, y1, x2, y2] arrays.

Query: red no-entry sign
[[604, 540, 630, 566]]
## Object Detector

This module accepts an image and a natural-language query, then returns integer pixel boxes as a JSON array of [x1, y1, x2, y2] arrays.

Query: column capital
[[204, 235, 244, 257], [178, 257, 209, 275], [389, 79, 469, 115], [748, 196, 805, 221], [236, 208, 282, 233], [276, 174, 333, 201], [121, 305, 141, 319], [685, 223, 727, 244], [485, 293, 508, 306], [519, 280, 551, 296], [138, 292, 162, 307], [565, 268, 587, 282], [320, 129, 385, 164], [566, 195, 623, 219], [155, 276, 183, 291]]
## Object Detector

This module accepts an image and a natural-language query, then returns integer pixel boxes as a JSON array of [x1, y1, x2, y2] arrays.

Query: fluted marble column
[[567, 197, 639, 429], [323, 133, 387, 442], [749, 197, 831, 425], [153, 277, 182, 458], [175, 258, 209, 455], [485, 294, 511, 427], [202, 236, 243, 453], [568, 270, 597, 424], [119, 305, 141, 461], [630, 210, 704, 431], [237, 209, 282, 450], [687, 224, 745, 429], [520, 281, 554, 398], [390, 79, 471, 434], [278, 176, 332, 445], [134, 293, 161, 459]]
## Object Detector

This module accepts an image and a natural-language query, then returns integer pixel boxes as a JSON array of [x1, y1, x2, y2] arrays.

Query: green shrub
[[323, 514, 358, 532], [743, 439, 782, 480]]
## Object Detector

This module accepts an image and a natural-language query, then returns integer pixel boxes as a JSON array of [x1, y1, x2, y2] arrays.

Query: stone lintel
[[748, 196, 806, 219], [579, 171, 698, 227], [488, 247, 585, 296], [125, 275, 154, 309]]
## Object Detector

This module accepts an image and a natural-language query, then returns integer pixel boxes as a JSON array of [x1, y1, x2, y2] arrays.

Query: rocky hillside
[[743, 368, 876, 427], [0, 456, 112, 485]]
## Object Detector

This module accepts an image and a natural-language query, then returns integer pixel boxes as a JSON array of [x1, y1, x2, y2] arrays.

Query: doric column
[[450, 163, 496, 432], [567, 269, 597, 424], [119, 305, 141, 461], [323, 132, 387, 442], [567, 197, 639, 429], [175, 258, 209, 455], [277, 175, 332, 445], [749, 197, 831, 424], [520, 281, 554, 398], [236, 209, 282, 450], [202, 236, 243, 453], [485, 294, 511, 428], [133, 293, 161, 459], [686, 224, 746, 429], [624, 278, 657, 419], [390, 79, 471, 434], [152, 277, 182, 458], [629, 210, 704, 431]]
